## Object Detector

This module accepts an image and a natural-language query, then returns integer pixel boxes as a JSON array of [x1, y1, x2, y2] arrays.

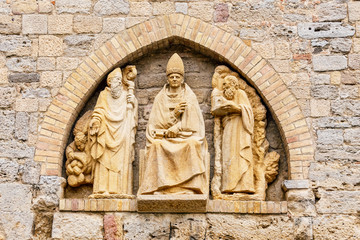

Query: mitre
[[107, 67, 122, 85], [166, 53, 184, 76]]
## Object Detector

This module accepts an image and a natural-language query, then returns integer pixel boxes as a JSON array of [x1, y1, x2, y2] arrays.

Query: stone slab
[[313, 55, 347, 72], [137, 195, 208, 213], [282, 180, 309, 191], [298, 23, 355, 39]]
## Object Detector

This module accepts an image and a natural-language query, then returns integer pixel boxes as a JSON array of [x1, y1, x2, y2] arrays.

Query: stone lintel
[[282, 180, 310, 191], [137, 194, 208, 213]]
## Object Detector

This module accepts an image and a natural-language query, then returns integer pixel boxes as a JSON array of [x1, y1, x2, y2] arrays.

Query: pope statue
[[138, 53, 210, 195]]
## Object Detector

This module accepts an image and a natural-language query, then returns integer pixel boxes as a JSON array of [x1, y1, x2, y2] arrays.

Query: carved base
[[89, 193, 135, 199], [213, 193, 265, 201], [137, 194, 208, 213]]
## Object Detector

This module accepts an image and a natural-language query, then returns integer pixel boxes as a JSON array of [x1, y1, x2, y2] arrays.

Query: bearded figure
[[89, 66, 138, 198]]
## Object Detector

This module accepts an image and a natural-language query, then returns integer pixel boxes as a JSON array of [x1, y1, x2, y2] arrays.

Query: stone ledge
[[59, 198, 287, 214], [282, 180, 310, 191]]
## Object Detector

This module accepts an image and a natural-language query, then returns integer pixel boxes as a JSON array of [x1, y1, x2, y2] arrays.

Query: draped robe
[[90, 87, 138, 194], [220, 88, 255, 193], [138, 84, 209, 195]]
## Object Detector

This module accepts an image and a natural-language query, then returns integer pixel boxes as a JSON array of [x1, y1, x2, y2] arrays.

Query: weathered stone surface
[[188, 2, 214, 22], [56, 57, 79, 70], [313, 215, 360, 239], [64, 35, 95, 57], [15, 112, 29, 140], [22, 14, 47, 35], [38, 35, 64, 57], [0, 212, 34, 240], [316, 190, 360, 214], [311, 85, 338, 99], [103, 17, 125, 33], [48, 15, 73, 34], [0, 87, 16, 108], [340, 85, 358, 99], [311, 39, 328, 47], [94, 0, 130, 16], [252, 41, 275, 59], [0, 15, 21, 34], [153, 2, 175, 16], [15, 98, 38, 112], [214, 3, 229, 23], [275, 41, 291, 59], [55, 0, 92, 14], [11, 0, 37, 14], [240, 28, 266, 41], [52, 212, 103, 239], [0, 183, 32, 213], [9, 73, 38, 84], [0, 110, 14, 140], [0, 36, 32, 57], [315, 2, 346, 22], [294, 217, 313, 240], [330, 38, 352, 53], [0, 68, 7, 84], [175, 2, 187, 14], [0, 140, 34, 159], [0, 158, 19, 183], [298, 23, 355, 39], [130, 2, 151, 16], [34, 176, 66, 209], [125, 17, 148, 28], [40, 71, 62, 87], [311, 74, 330, 85], [349, 2, 360, 22], [317, 129, 343, 145], [74, 16, 102, 34], [344, 128, 360, 145], [282, 180, 309, 191], [38, 0, 53, 13], [37, 57, 55, 70], [6, 57, 36, 73], [286, 189, 316, 217], [354, 38, 360, 53], [349, 54, 360, 70], [331, 99, 360, 116], [20, 161, 40, 184], [310, 99, 330, 117], [313, 55, 347, 71]]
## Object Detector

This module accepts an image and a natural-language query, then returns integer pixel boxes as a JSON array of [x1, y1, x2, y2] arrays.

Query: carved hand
[[173, 101, 187, 118], [166, 124, 180, 138], [89, 118, 100, 136], [127, 93, 135, 106]]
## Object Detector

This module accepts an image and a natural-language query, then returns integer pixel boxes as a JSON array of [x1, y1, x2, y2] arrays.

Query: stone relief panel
[[64, 45, 287, 202]]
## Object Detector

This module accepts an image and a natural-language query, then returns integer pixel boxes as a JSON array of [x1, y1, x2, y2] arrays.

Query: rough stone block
[[349, 54, 360, 70], [15, 112, 29, 140], [239, 28, 266, 41], [341, 70, 360, 85], [40, 71, 62, 87], [137, 195, 208, 213], [344, 128, 360, 145], [310, 99, 330, 117], [286, 189, 316, 217], [0, 183, 32, 213], [56, 0, 92, 14], [269, 59, 290, 72], [20, 161, 41, 184], [349, 2, 360, 22], [316, 190, 360, 214], [74, 16, 102, 34], [294, 217, 313, 240], [282, 180, 309, 191], [11, 0, 37, 14], [48, 15, 73, 34], [188, 2, 214, 22], [330, 38, 352, 53], [38, 0, 54, 13], [39, 35, 63, 57], [0, 158, 19, 183], [8, 73, 39, 83], [0, 212, 34, 240], [103, 17, 125, 33], [315, 2, 346, 22], [354, 38, 360, 53], [22, 88, 50, 99], [125, 17, 148, 28], [311, 85, 338, 99], [175, 2, 187, 14], [298, 23, 355, 39], [0, 87, 16, 108], [94, 0, 129, 16], [340, 85, 358, 99], [0, 35, 32, 57], [252, 41, 275, 59], [357, 21, 360, 37], [6, 57, 36, 72], [311, 74, 330, 85], [56, 57, 79, 70], [214, 3, 229, 23], [317, 129, 343, 145], [130, 2, 151, 16], [313, 215, 360, 239], [0, 15, 21, 34], [0, 110, 15, 140], [313, 55, 347, 71], [153, 2, 175, 15], [64, 35, 95, 57], [15, 98, 38, 112], [22, 15, 47, 35], [52, 213, 103, 239], [0, 68, 8, 84], [331, 99, 360, 117], [37, 57, 55, 70], [275, 41, 291, 59]]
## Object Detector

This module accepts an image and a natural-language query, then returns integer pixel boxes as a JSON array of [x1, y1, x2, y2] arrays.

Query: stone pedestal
[[137, 195, 208, 213]]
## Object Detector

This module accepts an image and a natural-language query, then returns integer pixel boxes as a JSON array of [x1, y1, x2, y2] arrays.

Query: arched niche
[[34, 14, 313, 194]]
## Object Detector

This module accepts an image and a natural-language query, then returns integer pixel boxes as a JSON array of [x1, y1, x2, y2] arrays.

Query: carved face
[[75, 133, 86, 151], [109, 77, 122, 99], [223, 79, 235, 100], [167, 73, 183, 89]]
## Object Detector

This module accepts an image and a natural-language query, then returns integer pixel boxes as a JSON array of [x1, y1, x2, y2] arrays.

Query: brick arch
[[35, 14, 313, 181]]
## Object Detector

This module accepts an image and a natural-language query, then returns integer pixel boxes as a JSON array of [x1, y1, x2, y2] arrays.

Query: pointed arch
[[34, 14, 313, 181]]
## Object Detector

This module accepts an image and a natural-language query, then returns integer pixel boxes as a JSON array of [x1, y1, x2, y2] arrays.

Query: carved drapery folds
[[210, 65, 280, 201]]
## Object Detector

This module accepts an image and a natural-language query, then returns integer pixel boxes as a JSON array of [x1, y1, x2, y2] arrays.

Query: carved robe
[[138, 84, 209, 194], [220, 88, 255, 193], [90, 87, 138, 194]]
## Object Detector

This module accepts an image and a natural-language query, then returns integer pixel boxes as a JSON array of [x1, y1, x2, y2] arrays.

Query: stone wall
[[0, 0, 359, 239]]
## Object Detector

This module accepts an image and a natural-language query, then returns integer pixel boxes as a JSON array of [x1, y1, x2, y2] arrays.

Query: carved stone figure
[[138, 53, 210, 195], [65, 110, 93, 187], [89, 66, 138, 198], [211, 66, 280, 201]]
